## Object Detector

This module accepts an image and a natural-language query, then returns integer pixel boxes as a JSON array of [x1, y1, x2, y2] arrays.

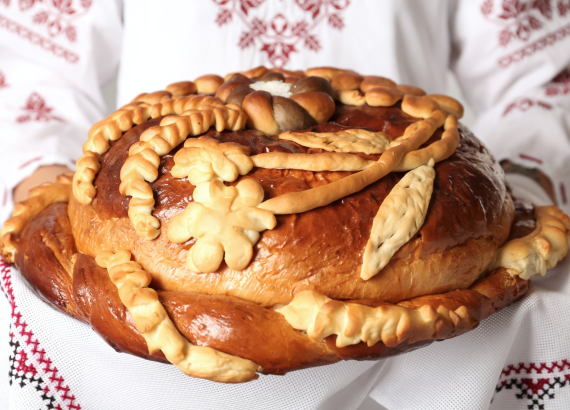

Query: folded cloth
[[0, 259, 380, 410], [1, 255, 569, 410], [369, 256, 570, 410]]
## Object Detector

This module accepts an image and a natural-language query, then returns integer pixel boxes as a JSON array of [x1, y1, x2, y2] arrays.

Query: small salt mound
[[250, 80, 292, 98]]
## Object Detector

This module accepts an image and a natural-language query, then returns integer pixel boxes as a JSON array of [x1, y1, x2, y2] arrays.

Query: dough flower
[[168, 178, 276, 272], [171, 137, 253, 185]]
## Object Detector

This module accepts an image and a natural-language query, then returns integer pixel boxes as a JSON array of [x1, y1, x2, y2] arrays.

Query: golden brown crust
[[15, 203, 83, 319], [7, 66, 568, 384], [10, 204, 534, 378], [0, 173, 73, 263], [166, 81, 197, 97], [96, 250, 259, 383], [242, 91, 279, 135], [73, 66, 464, 208], [68, 108, 515, 307], [489, 205, 570, 279], [289, 91, 335, 124], [194, 75, 224, 94], [360, 76, 397, 92]]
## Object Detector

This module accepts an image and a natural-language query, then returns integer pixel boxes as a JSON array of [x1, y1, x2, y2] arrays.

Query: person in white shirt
[[1, 1, 569, 409]]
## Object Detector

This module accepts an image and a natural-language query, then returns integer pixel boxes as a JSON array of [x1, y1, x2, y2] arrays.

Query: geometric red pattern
[[212, 0, 350, 68], [498, 21, 570, 68], [1, 259, 82, 410], [17, 155, 44, 170], [480, 0, 570, 68], [481, 0, 555, 48], [16, 92, 64, 123], [501, 360, 570, 377], [502, 97, 553, 116], [495, 360, 570, 409], [19, 0, 92, 44], [0, 13, 79, 63]]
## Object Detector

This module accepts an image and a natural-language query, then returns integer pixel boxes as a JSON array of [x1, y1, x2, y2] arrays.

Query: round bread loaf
[[68, 103, 513, 307], [3, 66, 569, 383]]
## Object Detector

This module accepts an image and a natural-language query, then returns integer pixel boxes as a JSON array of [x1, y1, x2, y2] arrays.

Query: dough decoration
[[394, 114, 459, 172], [250, 152, 376, 172], [96, 250, 259, 383], [120, 101, 248, 240], [172, 136, 253, 185], [257, 110, 447, 215], [278, 128, 396, 155], [489, 205, 570, 280], [4, 65, 570, 385], [276, 290, 470, 348], [74, 67, 462, 282], [361, 159, 436, 280], [0, 173, 73, 263], [167, 179, 276, 273]]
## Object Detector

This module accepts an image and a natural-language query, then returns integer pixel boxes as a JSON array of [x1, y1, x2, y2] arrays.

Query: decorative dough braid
[[276, 290, 476, 348], [120, 101, 248, 240], [73, 95, 233, 205], [0, 173, 73, 263], [95, 250, 259, 383], [258, 109, 447, 215], [489, 205, 570, 279]]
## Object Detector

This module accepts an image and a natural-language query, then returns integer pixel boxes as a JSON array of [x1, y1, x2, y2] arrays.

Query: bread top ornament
[[2, 66, 569, 383]]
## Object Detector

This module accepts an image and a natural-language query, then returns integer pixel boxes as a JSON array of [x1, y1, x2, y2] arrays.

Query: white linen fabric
[[2, 256, 570, 410], [1, 0, 570, 409]]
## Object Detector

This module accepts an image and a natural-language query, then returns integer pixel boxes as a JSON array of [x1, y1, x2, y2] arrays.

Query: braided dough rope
[[394, 114, 460, 172], [258, 110, 447, 215], [0, 173, 73, 263], [489, 205, 570, 280], [95, 250, 259, 383], [73, 94, 228, 205], [278, 206, 568, 348], [276, 289, 475, 348], [120, 102, 248, 240], [8, 200, 538, 379], [250, 94, 459, 174]]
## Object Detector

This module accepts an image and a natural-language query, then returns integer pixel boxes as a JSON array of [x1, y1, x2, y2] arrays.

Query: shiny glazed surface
[[69, 104, 515, 306]]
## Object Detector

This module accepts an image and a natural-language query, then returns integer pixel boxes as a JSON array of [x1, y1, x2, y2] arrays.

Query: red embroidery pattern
[[519, 153, 544, 164], [503, 97, 553, 116], [1, 260, 82, 409], [545, 67, 570, 96], [481, 1, 570, 68], [0, 13, 79, 63], [481, 0, 555, 47], [560, 0, 570, 15], [16, 0, 92, 43], [494, 360, 570, 408], [213, 0, 350, 68], [498, 22, 570, 67], [0, 70, 8, 88], [16, 92, 64, 123], [501, 360, 570, 377]]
